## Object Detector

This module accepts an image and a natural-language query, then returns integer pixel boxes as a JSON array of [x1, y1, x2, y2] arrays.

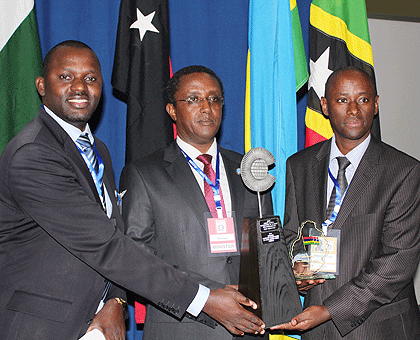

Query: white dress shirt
[[326, 134, 371, 207]]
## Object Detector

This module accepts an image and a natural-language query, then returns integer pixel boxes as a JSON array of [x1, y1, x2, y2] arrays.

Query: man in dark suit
[[119, 65, 273, 339], [0, 41, 266, 340], [273, 66, 420, 339]]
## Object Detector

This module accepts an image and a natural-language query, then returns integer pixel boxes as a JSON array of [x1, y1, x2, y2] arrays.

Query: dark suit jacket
[[0, 108, 199, 339], [283, 137, 420, 339], [120, 141, 273, 340]]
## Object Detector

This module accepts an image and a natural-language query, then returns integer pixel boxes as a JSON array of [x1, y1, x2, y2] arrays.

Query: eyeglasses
[[176, 95, 224, 106]]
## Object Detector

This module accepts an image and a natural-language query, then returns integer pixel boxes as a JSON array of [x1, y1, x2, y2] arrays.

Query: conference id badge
[[205, 211, 239, 257], [308, 228, 340, 276]]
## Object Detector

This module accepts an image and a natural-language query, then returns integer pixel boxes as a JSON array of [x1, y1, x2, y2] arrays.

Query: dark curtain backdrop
[[34, 0, 311, 338]]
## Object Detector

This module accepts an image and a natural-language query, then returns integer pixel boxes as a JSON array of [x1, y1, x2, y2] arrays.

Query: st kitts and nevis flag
[[112, 0, 173, 164], [305, 0, 380, 147], [245, 0, 308, 223], [0, 0, 42, 154]]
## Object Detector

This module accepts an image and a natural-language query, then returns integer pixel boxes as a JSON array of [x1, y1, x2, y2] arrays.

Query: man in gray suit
[[120, 65, 273, 339], [273, 66, 420, 339]]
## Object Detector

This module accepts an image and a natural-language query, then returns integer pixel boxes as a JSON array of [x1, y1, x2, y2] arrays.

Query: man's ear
[[374, 95, 379, 116], [320, 97, 329, 117], [166, 103, 176, 121], [35, 76, 45, 97]]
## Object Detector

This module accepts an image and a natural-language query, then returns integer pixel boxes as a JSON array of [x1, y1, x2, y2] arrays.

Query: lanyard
[[181, 147, 224, 218], [76, 141, 106, 210], [322, 166, 350, 235]]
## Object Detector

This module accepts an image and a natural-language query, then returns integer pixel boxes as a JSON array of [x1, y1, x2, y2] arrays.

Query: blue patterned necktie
[[76, 133, 105, 211], [76, 133, 98, 172]]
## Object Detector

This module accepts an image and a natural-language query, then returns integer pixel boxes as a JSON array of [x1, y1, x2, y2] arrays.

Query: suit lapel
[[312, 141, 331, 223], [220, 148, 243, 216], [164, 142, 210, 230], [37, 108, 102, 206], [332, 138, 381, 230]]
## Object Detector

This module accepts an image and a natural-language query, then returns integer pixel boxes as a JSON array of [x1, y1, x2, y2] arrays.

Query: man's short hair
[[42, 40, 99, 78], [166, 65, 224, 105], [324, 66, 377, 99]]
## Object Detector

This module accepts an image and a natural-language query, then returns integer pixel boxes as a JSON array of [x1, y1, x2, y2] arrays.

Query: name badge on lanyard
[[181, 148, 239, 256]]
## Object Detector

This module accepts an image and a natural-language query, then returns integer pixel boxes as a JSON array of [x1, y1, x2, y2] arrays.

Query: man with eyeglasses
[[120, 65, 273, 340]]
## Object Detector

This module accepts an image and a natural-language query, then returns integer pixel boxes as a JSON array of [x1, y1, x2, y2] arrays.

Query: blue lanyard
[[180, 147, 224, 218], [76, 141, 106, 210], [322, 165, 350, 235]]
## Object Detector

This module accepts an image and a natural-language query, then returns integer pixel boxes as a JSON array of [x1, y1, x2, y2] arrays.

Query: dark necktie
[[326, 156, 351, 219], [76, 133, 106, 211], [196, 154, 226, 218]]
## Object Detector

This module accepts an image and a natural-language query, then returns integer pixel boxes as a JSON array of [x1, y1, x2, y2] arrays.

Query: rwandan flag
[[245, 3, 307, 337], [245, 0, 308, 221], [305, 0, 380, 147], [0, 0, 42, 154]]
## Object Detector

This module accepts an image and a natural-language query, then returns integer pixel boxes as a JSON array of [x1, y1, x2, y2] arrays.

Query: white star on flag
[[130, 8, 159, 41], [308, 47, 333, 99]]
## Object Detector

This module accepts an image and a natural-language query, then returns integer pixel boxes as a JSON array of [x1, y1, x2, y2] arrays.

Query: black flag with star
[[112, 0, 172, 163]]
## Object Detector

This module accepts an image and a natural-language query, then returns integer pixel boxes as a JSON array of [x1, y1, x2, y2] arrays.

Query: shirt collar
[[329, 133, 371, 169], [176, 137, 218, 162], [43, 105, 94, 144]]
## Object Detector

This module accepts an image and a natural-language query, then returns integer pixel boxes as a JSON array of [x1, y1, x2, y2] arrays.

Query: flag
[[112, 0, 173, 164], [245, 0, 308, 218], [305, 0, 380, 147], [112, 0, 173, 325], [245, 2, 307, 338], [0, 0, 42, 154]]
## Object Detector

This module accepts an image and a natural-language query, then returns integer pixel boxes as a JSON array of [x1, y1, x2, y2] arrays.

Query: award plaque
[[238, 148, 302, 328], [289, 220, 339, 280]]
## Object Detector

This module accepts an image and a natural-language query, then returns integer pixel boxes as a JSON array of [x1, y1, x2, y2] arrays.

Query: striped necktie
[[76, 133, 98, 172], [196, 154, 226, 218], [76, 133, 106, 211], [326, 156, 351, 219]]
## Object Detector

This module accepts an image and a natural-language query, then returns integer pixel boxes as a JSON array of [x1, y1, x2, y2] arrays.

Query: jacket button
[[227, 256, 232, 264]]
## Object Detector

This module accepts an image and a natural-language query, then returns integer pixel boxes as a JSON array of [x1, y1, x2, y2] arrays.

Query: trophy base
[[239, 216, 302, 328], [295, 273, 336, 280]]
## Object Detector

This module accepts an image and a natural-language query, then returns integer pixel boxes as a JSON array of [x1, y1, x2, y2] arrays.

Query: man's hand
[[202, 287, 265, 336], [86, 299, 126, 340], [293, 261, 325, 291], [295, 278, 325, 291], [270, 305, 331, 332]]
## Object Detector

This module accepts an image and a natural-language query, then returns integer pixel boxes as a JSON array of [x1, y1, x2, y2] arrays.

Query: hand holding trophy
[[290, 220, 339, 282], [238, 148, 302, 328]]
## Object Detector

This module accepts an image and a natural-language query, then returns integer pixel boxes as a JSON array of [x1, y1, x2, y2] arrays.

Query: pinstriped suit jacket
[[283, 136, 420, 339]]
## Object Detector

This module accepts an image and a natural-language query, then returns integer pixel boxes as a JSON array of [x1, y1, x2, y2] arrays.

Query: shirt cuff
[[186, 284, 210, 317]]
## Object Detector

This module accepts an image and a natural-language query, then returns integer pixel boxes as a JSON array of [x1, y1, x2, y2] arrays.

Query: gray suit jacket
[[283, 137, 420, 339], [120, 141, 273, 340], [0, 108, 199, 339]]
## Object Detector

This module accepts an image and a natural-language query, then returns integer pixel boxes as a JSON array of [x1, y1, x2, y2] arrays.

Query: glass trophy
[[289, 220, 339, 280]]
